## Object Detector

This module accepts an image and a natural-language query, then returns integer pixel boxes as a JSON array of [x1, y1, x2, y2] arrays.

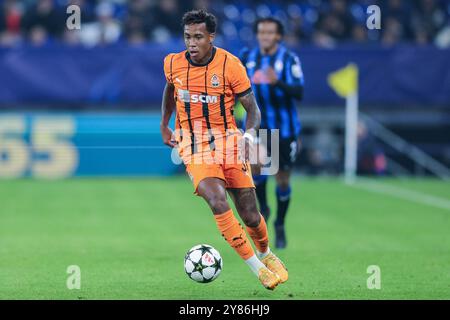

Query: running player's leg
[[228, 187, 288, 283], [252, 139, 271, 220], [197, 178, 279, 289], [273, 137, 300, 248], [253, 175, 270, 221], [227, 188, 269, 256], [274, 169, 291, 248]]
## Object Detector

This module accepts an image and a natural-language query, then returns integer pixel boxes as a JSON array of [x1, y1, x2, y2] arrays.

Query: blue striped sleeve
[[286, 53, 305, 86], [239, 47, 250, 66]]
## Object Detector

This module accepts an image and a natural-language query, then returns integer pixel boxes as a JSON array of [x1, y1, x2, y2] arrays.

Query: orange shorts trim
[[185, 162, 255, 195]]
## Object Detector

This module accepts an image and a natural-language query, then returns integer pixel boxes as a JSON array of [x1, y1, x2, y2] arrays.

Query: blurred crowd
[[1, 0, 450, 48]]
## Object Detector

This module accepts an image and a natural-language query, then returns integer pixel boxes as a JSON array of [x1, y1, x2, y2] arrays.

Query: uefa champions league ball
[[184, 244, 223, 283]]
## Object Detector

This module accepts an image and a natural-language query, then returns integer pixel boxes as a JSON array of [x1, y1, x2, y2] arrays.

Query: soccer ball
[[184, 244, 223, 283]]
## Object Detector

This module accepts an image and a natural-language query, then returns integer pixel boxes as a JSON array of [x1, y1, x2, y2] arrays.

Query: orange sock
[[214, 209, 255, 260], [245, 214, 269, 254]]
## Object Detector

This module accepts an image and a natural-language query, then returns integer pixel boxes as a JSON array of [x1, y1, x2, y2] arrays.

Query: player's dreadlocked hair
[[181, 9, 217, 34]]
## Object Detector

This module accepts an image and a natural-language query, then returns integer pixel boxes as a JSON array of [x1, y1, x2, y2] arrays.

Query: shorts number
[[289, 141, 297, 163]]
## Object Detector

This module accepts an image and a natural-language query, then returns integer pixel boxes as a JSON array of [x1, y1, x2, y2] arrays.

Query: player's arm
[[230, 56, 261, 133], [238, 90, 261, 133], [160, 82, 177, 148], [266, 54, 304, 100], [230, 55, 261, 158], [275, 80, 303, 100], [279, 54, 304, 100], [237, 90, 261, 161]]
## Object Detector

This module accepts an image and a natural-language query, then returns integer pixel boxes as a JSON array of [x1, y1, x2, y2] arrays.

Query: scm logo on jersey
[[192, 94, 218, 103], [178, 89, 218, 103]]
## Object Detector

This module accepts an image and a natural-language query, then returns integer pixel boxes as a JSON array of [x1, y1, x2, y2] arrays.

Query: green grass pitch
[[1, 177, 449, 299]]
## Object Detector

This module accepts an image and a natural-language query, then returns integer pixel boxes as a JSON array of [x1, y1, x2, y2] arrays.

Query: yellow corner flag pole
[[327, 63, 359, 184]]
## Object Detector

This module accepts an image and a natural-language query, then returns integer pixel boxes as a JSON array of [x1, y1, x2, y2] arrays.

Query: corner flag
[[327, 63, 359, 98], [328, 63, 359, 184]]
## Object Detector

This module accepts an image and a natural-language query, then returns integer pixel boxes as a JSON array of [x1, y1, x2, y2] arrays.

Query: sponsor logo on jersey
[[178, 89, 190, 102], [178, 89, 218, 103]]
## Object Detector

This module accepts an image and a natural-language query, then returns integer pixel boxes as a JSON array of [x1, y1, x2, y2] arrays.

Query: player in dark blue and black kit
[[240, 17, 304, 249]]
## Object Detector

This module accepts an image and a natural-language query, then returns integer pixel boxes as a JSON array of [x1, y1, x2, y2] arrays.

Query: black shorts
[[277, 138, 300, 171], [260, 133, 300, 172]]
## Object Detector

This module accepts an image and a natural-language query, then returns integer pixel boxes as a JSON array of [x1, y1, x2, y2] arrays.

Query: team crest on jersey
[[275, 60, 283, 72], [246, 61, 256, 69], [211, 74, 220, 87]]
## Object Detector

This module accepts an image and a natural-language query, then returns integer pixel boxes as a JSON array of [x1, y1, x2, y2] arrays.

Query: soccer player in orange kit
[[160, 10, 288, 290]]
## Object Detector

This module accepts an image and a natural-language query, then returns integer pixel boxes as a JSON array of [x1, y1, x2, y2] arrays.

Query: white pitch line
[[346, 180, 450, 211]]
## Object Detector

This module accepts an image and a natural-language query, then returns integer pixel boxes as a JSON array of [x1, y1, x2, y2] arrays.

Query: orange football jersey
[[163, 46, 251, 159]]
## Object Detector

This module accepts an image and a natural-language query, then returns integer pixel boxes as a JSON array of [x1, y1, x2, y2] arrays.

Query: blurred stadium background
[[1, 0, 450, 299], [1, 0, 449, 178]]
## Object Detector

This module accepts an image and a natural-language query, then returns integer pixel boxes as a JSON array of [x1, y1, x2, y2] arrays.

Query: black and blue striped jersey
[[240, 44, 304, 139]]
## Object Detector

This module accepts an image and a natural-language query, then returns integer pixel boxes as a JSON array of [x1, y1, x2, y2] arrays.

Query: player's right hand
[[160, 125, 178, 148]]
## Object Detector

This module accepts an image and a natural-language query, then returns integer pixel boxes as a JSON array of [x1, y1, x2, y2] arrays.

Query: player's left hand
[[265, 67, 278, 85]]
